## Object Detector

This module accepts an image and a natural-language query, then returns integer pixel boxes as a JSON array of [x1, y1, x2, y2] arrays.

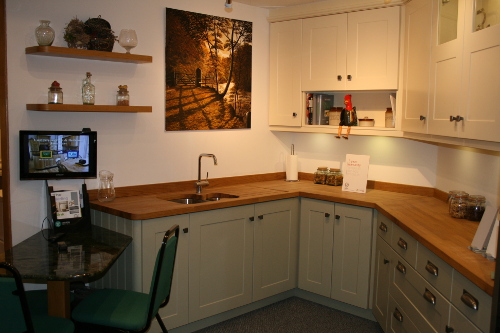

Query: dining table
[[0, 224, 132, 318]]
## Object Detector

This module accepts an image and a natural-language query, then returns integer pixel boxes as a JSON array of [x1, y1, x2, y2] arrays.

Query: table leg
[[47, 280, 71, 318]]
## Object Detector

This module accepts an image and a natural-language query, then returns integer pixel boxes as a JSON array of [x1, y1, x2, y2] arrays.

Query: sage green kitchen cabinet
[[253, 199, 299, 302], [298, 198, 374, 309], [189, 198, 299, 322], [372, 234, 395, 332], [189, 204, 255, 322], [142, 214, 190, 331]]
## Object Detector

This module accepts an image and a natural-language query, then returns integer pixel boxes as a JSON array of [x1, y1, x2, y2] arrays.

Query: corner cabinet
[[25, 46, 153, 113], [269, 6, 402, 136], [298, 198, 374, 309]]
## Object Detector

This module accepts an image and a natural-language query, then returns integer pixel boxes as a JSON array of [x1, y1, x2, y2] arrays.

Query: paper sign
[[342, 154, 370, 193], [52, 190, 82, 219]]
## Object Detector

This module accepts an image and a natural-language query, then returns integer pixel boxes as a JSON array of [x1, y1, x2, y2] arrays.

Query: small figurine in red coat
[[336, 94, 357, 139]]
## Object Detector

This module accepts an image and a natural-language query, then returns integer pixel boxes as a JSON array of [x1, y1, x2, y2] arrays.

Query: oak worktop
[[89, 173, 495, 296]]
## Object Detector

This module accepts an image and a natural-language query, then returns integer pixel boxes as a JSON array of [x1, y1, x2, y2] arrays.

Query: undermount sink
[[205, 193, 239, 201], [164, 193, 239, 204]]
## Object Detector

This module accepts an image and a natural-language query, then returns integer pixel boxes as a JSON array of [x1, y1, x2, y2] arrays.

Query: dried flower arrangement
[[63, 15, 117, 51], [63, 17, 90, 49]]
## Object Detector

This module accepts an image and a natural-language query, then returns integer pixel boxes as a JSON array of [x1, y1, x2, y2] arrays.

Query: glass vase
[[35, 20, 55, 46]]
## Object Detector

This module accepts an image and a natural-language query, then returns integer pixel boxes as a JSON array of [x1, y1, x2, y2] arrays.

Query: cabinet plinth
[[26, 104, 152, 113], [25, 46, 153, 64]]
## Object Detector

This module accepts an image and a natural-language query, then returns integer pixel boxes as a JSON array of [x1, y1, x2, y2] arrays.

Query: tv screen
[[19, 130, 97, 180]]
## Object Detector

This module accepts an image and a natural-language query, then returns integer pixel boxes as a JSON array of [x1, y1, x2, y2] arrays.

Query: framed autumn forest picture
[[165, 8, 253, 131]]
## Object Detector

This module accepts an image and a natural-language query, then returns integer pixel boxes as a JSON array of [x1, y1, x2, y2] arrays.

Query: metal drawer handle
[[397, 238, 408, 250], [461, 290, 479, 310], [379, 222, 388, 233], [423, 288, 436, 305], [425, 261, 439, 276], [393, 308, 403, 322], [396, 261, 406, 275]]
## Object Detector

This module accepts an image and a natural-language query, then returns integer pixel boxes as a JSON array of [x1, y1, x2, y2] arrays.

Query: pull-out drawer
[[392, 254, 450, 332], [377, 214, 393, 243], [451, 270, 491, 333], [391, 223, 418, 268], [416, 243, 454, 300], [387, 294, 424, 333]]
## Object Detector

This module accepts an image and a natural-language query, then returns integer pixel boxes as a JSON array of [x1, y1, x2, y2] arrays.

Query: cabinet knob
[[325, 213, 330, 218], [383, 259, 390, 264], [335, 215, 340, 220], [445, 325, 455, 333], [183, 228, 189, 233], [337, 75, 342, 81], [292, 112, 297, 117], [450, 115, 464, 122], [419, 115, 426, 121], [347, 74, 352, 81], [249, 216, 255, 222], [258, 215, 264, 220]]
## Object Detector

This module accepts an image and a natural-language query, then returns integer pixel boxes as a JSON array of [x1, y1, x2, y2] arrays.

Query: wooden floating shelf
[[26, 104, 152, 113], [25, 46, 153, 64]]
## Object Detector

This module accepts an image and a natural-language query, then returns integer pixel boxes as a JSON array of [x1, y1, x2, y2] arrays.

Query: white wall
[[6, 0, 498, 246]]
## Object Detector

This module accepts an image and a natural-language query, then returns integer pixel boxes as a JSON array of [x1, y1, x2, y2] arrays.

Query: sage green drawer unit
[[377, 214, 393, 244], [447, 304, 483, 333], [451, 270, 491, 333], [391, 254, 450, 332], [416, 243, 454, 300], [391, 223, 418, 268], [387, 294, 424, 333]]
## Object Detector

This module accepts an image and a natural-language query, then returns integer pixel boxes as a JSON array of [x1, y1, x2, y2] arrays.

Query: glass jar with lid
[[449, 191, 469, 219], [466, 195, 486, 221], [326, 168, 343, 186], [313, 167, 328, 184]]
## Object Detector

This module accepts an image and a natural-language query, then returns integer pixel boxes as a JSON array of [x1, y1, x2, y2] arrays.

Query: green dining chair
[[72, 224, 180, 332], [0, 262, 75, 333]]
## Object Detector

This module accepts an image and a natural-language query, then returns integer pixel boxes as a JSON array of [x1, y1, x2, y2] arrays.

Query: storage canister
[[466, 195, 486, 221], [449, 191, 469, 218], [326, 168, 343, 186], [385, 108, 395, 128], [358, 117, 374, 127], [313, 167, 329, 184]]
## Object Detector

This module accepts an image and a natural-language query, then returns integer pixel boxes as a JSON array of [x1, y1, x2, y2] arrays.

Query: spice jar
[[449, 191, 469, 219], [326, 168, 343, 186], [313, 167, 328, 184], [116, 85, 130, 106], [48, 81, 63, 104], [466, 195, 486, 221]]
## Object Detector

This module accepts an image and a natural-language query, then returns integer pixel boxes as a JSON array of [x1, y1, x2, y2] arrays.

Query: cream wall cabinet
[[298, 198, 374, 309], [269, 20, 302, 126], [372, 214, 490, 333]]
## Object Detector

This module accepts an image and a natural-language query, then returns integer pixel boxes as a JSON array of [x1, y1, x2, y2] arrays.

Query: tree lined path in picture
[[165, 86, 245, 131]]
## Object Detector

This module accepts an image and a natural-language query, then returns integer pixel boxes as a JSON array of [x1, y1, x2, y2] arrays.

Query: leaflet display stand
[[46, 182, 91, 242]]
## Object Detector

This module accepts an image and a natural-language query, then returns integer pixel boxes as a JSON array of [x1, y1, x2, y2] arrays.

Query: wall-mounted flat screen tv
[[19, 130, 97, 180]]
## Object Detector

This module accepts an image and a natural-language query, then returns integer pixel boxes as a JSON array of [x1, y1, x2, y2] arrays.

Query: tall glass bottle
[[82, 72, 95, 105]]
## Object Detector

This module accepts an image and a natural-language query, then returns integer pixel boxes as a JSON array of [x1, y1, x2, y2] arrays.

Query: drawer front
[[377, 214, 393, 243], [416, 243, 454, 300], [391, 223, 418, 267], [392, 254, 450, 332], [451, 271, 491, 333], [447, 304, 483, 333], [387, 294, 424, 333]]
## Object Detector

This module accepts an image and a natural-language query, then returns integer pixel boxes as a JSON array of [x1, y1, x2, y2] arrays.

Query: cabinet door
[[372, 236, 395, 332], [301, 14, 347, 91], [401, 0, 434, 133], [331, 203, 373, 308], [142, 214, 190, 330], [269, 20, 302, 126], [428, 0, 466, 137], [346, 6, 401, 90], [298, 198, 335, 297], [253, 198, 299, 301], [189, 205, 254, 322], [459, 0, 500, 141]]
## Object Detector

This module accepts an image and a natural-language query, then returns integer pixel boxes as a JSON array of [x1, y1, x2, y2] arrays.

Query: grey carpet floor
[[193, 297, 385, 333]]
